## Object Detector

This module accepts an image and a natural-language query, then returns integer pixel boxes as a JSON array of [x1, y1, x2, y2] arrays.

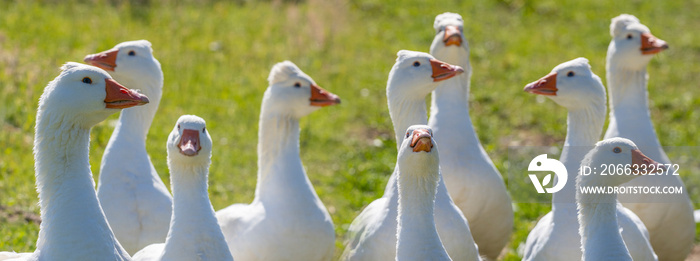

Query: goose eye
[[626, 34, 633, 40], [294, 82, 301, 88], [82, 77, 92, 84], [413, 61, 420, 67], [128, 50, 136, 56], [613, 147, 622, 153], [406, 131, 410, 138], [567, 71, 575, 77], [177, 124, 180, 130], [202, 127, 206, 132]]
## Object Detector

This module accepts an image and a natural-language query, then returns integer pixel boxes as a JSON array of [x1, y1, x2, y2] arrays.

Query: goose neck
[[577, 186, 629, 260], [397, 168, 439, 219], [396, 168, 444, 259], [428, 73, 481, 151], [169, 164, 213, 219], [607, 62, 651, 120], [431, 72, 470, 102], [34, 114, 93, 212], [564, 107, 604, 148], [254, 111, 304, 199], [605, 59, 668, 163], [33, 111, 126, 257], [429, 73, 470, 118], [162, 163, 224, 257], [112, 76, 162, 140], [552, 107, 604, 204], [388, 97, 428, 150]]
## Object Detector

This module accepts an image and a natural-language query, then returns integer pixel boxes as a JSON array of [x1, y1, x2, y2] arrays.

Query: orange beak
[[310, 84, 341, 107], [631, 149, 663, 174], [410, 128, 433, 152], [524, 72, 558, 96], [104, 79, 149, 109], [443, 25, 463, 47], [430, 59, 464, 82], [179, 129, 201, 156], [640, 33, 668, 55], [84, 49, 118, 71]]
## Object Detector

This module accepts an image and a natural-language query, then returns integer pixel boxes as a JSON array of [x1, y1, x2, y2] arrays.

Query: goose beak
[[310, 84, 341, 107], [430, 59, 464, 82], [524, 72, 558, 96], [631, 149, 664, 174], [104, 79, 149, 109], [179, 129, 201, 156], [641, 33, 669, 55], [443, 25, 463, 47], [84, 49, 119, 71], [410, 129, 433, 152]]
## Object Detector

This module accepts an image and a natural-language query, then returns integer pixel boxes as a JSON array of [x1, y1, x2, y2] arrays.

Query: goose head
[[84, 40, 162, 94], [524, 58, 606, 110], [167, 115, 212, 166], [609, 14, 668, 70], [430, 12, 469, 66], [262, 61, 340, 118], [387, 50, 464, 100], [397, 125, 439, 175], [578, 137, 661, 187], [40, 62, 149, 128]]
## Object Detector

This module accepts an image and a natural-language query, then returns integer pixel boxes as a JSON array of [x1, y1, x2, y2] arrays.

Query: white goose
[[84, 40, 172, 255], [521, 58, 656, 261], [395, 125, 451, 261], [429, 12, 513, 260], [132, 115, 233, 261], [576, 138, 661, 261], [605, 14, 694, 260], [342, 50, 480, 261], [0, 62, 148, 260], [216, 61, 339, 261]]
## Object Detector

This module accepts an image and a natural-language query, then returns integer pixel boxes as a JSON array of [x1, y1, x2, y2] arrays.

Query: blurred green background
[[1, 0, 698, 259]]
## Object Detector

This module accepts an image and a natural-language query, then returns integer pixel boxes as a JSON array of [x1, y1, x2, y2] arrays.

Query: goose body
[[428, 13, 513, 259], [576, 138, 661, 261], [395, 125, 451, 261], [85, 40, 172, 255], [216, 61, 339, 261], [342, 51, 480, 261], [133, 115, 233, 261], [604, 14, 694, 260], [522, 58, 656, 261], [0, 62, 149, 260]]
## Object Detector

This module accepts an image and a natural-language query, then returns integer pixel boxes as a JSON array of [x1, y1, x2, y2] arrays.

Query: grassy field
[[1, 0, 699, 259]]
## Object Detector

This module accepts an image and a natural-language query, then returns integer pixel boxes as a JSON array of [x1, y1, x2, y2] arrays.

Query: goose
[[521, 58, 656, 261], [0, 62, 148, 260], [216, 61, 339, 261], [604, 14, 694, 260], [132, 115, 233, 261], [576, 138, 661, 261], [395, 125, 451, 261], [84, 40, 172, 255], [342, 50, 480, 261], [429, 12, 513, 260]]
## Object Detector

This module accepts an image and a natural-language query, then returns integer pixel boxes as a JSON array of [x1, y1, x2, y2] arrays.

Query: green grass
[[1, 0, 699, 260]]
